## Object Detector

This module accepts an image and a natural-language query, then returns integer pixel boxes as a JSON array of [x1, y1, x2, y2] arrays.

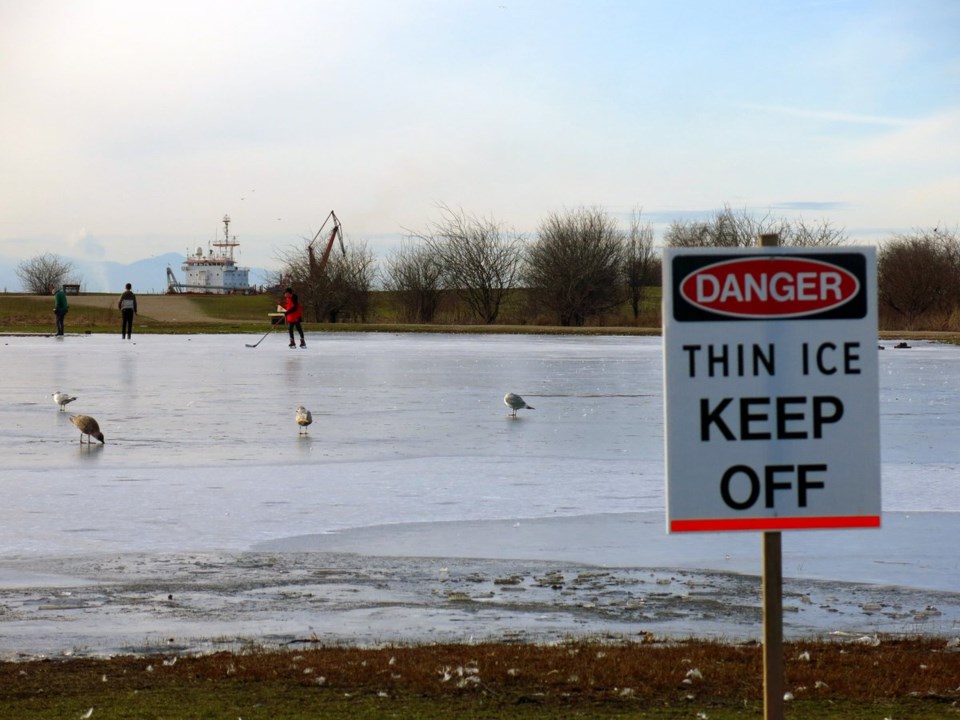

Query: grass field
[[4, 291, 958, 345], [0, 292, 664, 336], [4, 291, 959, 345]]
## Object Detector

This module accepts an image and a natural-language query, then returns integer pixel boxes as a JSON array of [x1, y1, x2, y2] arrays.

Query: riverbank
[[4, 292, 960, 341], [2, 637, 957, 719], [2, 511, 958, 661]]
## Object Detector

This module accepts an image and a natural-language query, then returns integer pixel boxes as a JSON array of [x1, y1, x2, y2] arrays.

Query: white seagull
[[296, 406, 313, 434], [52, 391, 77, 412], [70, 414, 105, 444], [504, 392, 534, 418]]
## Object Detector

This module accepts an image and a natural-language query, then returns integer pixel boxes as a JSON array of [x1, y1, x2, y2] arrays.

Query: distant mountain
[[0, 253, 274, 294], [70, 253, 184, 294]]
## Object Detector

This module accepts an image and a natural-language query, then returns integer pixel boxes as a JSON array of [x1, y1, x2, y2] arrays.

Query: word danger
[[679, 257, 859, 318]]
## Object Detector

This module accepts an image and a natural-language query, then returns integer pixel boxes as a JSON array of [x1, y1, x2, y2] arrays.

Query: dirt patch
[[2, 638, 956, 719], [68, 295, 219, 323]]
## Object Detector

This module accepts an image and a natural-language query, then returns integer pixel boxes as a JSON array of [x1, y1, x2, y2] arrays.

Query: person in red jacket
[[283, 287, 306, 348]]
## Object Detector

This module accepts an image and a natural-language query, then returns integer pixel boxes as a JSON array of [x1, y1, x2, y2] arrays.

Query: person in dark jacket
[[52, 286, 68, 336], [283, 287, 305, 348], [118, 283, 137, 339]]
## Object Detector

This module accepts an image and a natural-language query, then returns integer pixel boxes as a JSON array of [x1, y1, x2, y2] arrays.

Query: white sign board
[[663, 247, 880, 533]]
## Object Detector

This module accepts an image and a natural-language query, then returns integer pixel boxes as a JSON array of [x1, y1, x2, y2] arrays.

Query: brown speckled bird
[[69, 414, 105, 444], [296, 406, 313, 435]]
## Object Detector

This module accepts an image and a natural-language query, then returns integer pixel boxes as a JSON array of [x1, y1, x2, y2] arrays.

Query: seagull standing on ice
[[69, 414, 105, 444], [52, 391, 77, 412], [504, 392, 534, 418], [296, 406, 313, 434]]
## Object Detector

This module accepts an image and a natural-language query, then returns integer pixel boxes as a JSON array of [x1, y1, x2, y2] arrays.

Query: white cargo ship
[[167, 215, 252, 294]]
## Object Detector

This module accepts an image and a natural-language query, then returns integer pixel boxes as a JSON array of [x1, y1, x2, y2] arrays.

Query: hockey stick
[[245, 323, 278, 348]]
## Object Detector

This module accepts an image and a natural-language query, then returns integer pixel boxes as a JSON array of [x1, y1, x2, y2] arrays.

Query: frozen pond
[[1, 332, 959, 655], [4, 333, 665, 553]]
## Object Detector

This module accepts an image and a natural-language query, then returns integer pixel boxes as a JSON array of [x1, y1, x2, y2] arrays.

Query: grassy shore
[[2, 292, 957, 343], [0, 293, 662, 336], [3, 638, 958, 719]]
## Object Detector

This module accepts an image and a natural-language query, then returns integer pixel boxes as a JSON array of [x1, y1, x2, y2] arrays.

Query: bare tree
[[412, 205, 525, 324], [278, 238, 376, 323], [663, 205, 772, 247], [878, 227, 960, 328], [664, 204, 845, 247], [383, 241, 445, 323], [781, 217, 847, 247], [335, 241, 377, 322], [526, 207, 627, 326], [623, 210, 659, 320], [16, 253, 76, 294]]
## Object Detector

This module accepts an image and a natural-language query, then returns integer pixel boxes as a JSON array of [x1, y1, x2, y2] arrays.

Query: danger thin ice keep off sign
[[663, 247, 880, 533]]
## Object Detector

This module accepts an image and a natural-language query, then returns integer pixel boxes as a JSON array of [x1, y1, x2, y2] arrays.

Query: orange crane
[[307, 210, 346, 280]]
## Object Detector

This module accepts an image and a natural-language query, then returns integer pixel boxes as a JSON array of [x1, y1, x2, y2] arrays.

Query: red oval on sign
[[679, 257, 860, 318]]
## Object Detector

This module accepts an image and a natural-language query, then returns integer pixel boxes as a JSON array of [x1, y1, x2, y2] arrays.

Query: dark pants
[[121, 309, 134, 338], [54, 309, 67, 335], [288, 321, 304, 343]]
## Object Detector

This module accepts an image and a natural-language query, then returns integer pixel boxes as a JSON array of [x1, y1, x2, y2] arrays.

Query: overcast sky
[[1, 0, 957, 270]]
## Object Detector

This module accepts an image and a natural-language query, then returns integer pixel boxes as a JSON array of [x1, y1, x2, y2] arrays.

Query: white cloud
[[850, 109, 960, 165]]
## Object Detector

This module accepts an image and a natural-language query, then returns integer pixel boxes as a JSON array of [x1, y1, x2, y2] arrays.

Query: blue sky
[[1, 0, 957, 273]]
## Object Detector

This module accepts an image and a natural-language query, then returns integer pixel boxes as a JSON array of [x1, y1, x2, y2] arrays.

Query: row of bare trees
[[664, 212, 960, 330], [263, 205, 958, 328], [376, 206, 658, 326], [663, 204, 847, 248], [18, 207, 956, 329], [375, 204, 846, 326], [276, 205, 655, 326]]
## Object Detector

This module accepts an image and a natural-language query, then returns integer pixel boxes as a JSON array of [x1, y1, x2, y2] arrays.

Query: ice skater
[[283, 287, 306, 348]]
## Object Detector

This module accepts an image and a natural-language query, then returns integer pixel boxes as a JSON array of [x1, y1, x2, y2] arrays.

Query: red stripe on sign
[[670, 516, 881, 532]]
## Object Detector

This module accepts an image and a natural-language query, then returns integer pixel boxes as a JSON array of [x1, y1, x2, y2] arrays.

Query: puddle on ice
[[0, 333, 958, 657]]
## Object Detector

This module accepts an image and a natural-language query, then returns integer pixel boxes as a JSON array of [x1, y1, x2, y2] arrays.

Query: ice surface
[[1, 333, 666, 554], [0, 332, 958, 656]]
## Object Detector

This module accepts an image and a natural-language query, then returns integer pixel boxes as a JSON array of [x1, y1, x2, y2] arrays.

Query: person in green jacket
[[52, 286, 68, 336]]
